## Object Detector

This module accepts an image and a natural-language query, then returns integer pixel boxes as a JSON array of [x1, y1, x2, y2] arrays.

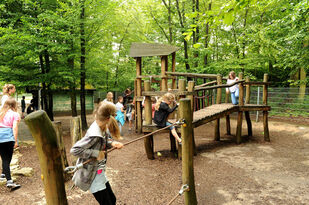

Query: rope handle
[[167, 184, 190, 205], [64, 119, 186, 174]]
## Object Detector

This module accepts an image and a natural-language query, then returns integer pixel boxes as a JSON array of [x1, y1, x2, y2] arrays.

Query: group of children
[[0, 71, 239, 202]]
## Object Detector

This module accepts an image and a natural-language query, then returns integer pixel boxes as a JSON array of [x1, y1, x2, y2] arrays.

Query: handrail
[[194, 80, 245, 92], [195, 80, 217, 88]]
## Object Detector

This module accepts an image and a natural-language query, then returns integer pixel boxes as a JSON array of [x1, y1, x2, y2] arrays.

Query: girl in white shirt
[[226, 71, 239, 105]]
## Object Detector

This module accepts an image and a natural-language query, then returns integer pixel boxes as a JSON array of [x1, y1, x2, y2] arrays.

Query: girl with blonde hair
[[71, 101, 123, 205], [103, 92, 114, 104], [1, 84, 16, 108], [0, 97, 21, 190], [154, 93, 181, 144]]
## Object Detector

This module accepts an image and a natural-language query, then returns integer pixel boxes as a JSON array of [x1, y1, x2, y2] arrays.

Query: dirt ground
[[1, 114, 309, 205]]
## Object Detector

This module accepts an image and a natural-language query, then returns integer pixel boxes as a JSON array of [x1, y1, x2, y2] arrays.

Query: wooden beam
[[25, 111, 68, 205]]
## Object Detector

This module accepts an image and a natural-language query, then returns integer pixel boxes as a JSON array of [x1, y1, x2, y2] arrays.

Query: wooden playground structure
[[129, 43, 271, 160], [22, 43, 271, 205]]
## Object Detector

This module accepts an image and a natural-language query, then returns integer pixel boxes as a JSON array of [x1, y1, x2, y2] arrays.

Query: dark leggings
[[0, 141, 14, 181], [93, 182, 116, 205]]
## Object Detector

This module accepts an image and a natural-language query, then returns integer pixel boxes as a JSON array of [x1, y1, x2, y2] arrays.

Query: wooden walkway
[[142, 103, 270, 132]]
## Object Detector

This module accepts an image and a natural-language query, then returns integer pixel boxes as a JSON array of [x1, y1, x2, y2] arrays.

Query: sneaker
[[6, 180, 21, 190], [0, 174, 5, 181]]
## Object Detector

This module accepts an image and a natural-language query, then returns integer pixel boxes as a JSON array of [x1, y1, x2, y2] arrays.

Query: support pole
[[144, 81, 154, 159], [136, 57, 143, 133], [25, 111, 68, 205], [215, 75, 222, 141], [177, 79, 186, 159], [263, 74, 270, 142], [53, 121, 69, 170], [245, 76, 252, 137], [172, 52, 176, 89], [180, 99, 197, 205], [236, 72, 244, 144], [70, 116, 82, 165], [225, 77, 231, 135], [187, 81, 196, 155], [161, 55, 168, 91]]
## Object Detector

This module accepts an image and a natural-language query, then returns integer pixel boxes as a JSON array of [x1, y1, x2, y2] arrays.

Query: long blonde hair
[[155, 93, 175, 110], [106, 92, 113, 102], [2, 84, 15, 95], [0, 97, 18, 122], [94, 101, 121, 140]]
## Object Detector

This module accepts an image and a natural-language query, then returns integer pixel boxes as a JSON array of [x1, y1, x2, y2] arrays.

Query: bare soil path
[[0, 115, 309, 205]]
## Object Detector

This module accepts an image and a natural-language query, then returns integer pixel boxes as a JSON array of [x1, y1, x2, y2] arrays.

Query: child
[[0, 97, 21, 190], [125, 98, 135, 131], [103, 92, 114, 105], [21, 96, 26, 119], [115, 96, 125, 135], [1, 84, 16, 108], [70, 102, 123, 205], [226, 71, 239, 105], [154, 93, 181, 144], [151, 97, 157, 119]]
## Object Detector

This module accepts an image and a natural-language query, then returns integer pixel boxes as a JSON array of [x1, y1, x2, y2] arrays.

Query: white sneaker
[[0, 174, 5, 181], [6, 180, 21, 190]]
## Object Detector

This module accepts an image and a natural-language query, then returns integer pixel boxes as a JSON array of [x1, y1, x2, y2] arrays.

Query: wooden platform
[[142, 103, 270, 133]]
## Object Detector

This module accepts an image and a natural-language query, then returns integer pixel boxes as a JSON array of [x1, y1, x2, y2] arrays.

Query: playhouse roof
[[129, 43, 180, 57]]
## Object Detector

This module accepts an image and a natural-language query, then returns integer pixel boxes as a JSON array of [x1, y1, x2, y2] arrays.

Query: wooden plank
[[195, 80, 245, 92], [194, 80, 217, 88], [143, 90, 194, 97], [243, 82, 271, 86], [166, 71, 219, 79]]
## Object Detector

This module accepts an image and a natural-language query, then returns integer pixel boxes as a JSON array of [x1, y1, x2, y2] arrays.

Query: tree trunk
[[80, 0, 87, 130], [204, 2, 212, 66]]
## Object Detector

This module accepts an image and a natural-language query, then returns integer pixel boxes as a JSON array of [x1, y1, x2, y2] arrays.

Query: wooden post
[[236, 73, 244, 144], [225, 78, 231, 135], [161, 55, 168, 91], [215, 75, 222, 141], [263, 73, 270, 141], [245, 76, 252, 137], [180, 99, 197, 205], [70, 116, 82, 165], [53, 121, 69, 170], [263, 111, 270, 142], [177, 79, 186, 159], [187, 81, 196, 155], [25, 111, 68, 205], [239, 72, 244, 106], [136, 57, 143, 133], [263, 73, 268, 105], [144, 81, 154, 159], [172, 52, 176, 89]]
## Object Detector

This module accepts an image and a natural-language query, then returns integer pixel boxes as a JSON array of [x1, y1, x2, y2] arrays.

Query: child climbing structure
[[129, 43, 271, 160]]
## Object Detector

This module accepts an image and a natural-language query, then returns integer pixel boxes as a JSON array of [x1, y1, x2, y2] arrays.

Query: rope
[[64, 119, 186, 174], [167, 184, 189, 205]]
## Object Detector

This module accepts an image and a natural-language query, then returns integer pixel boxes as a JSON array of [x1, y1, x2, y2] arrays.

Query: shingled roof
[[129, 43, 180, 57]]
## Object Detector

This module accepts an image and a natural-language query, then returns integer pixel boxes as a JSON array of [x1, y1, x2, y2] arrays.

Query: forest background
[[0, 0, 308, 129]]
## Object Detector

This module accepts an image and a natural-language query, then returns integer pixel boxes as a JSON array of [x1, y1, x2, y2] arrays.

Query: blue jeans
[[166, 122, 175, 130], [231, 89, 239, 105]]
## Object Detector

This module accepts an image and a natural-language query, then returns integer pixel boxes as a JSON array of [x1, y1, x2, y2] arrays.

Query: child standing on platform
[[71, 102, 123, 205], [226, 71, 239, 105], [154, 93, 181, 144]]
